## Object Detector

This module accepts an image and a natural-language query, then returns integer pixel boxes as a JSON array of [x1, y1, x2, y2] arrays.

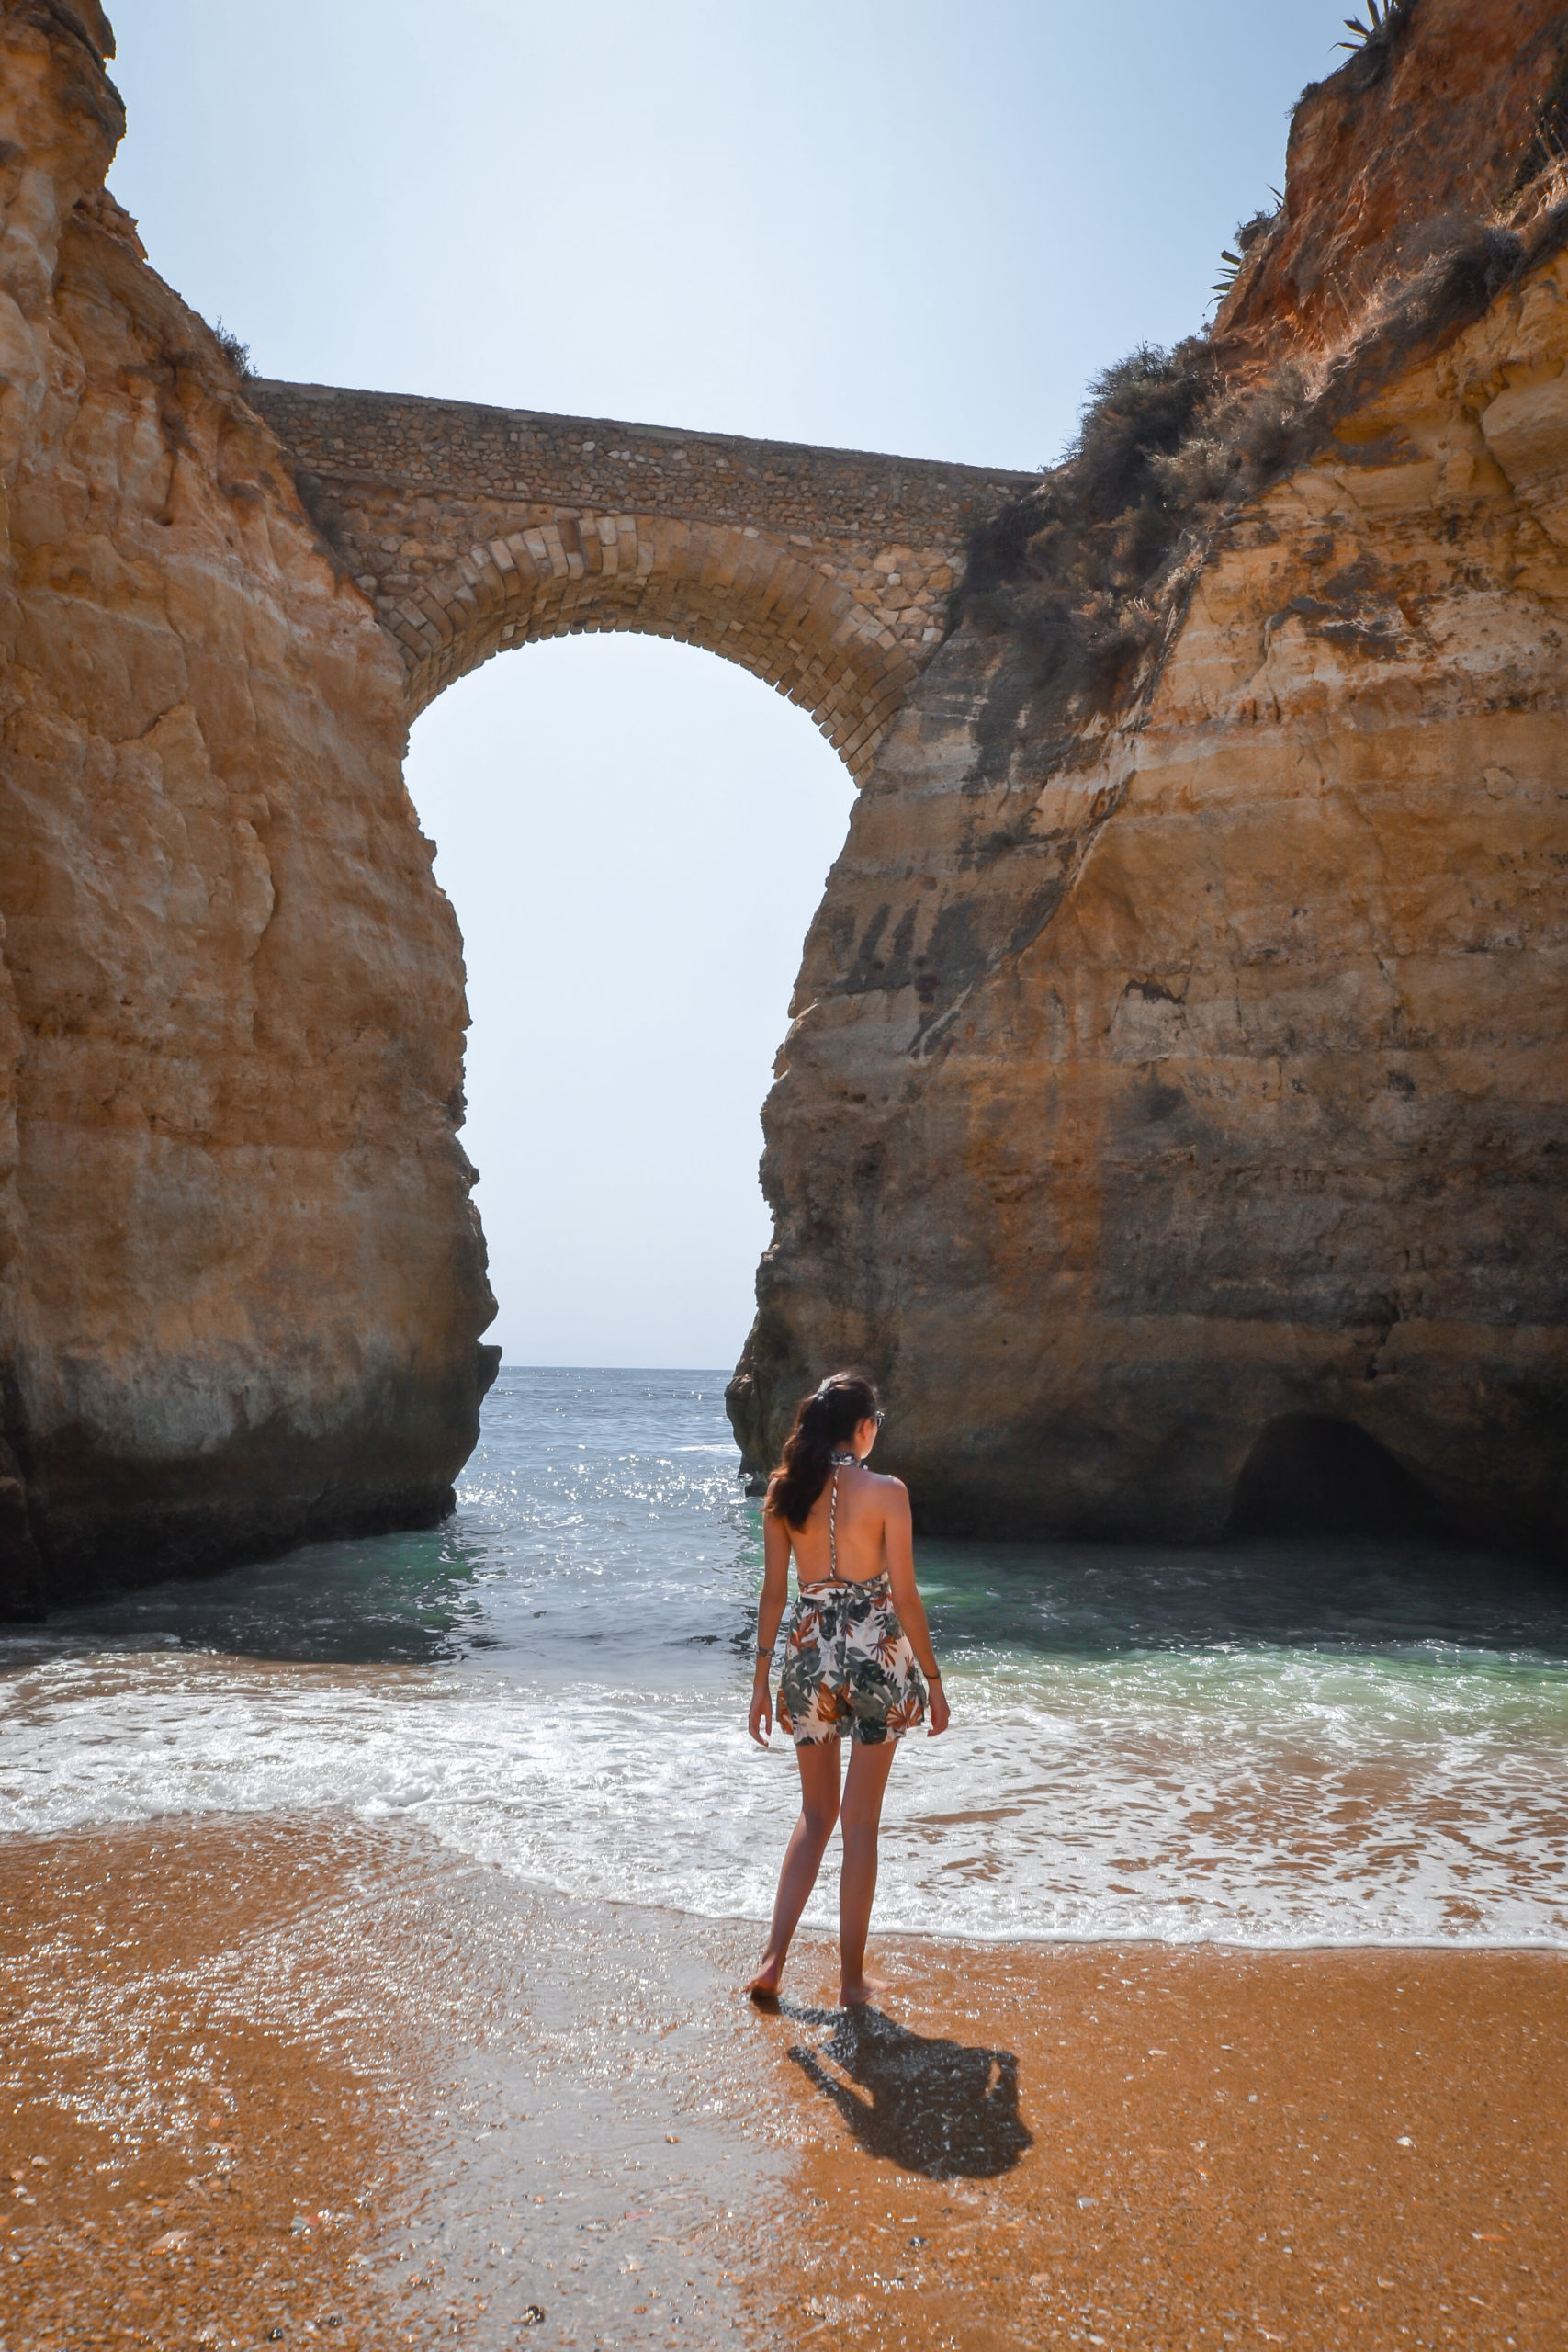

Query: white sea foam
[[6, 1369, 1567, 1949], [5, 1638, 1567, 1948]]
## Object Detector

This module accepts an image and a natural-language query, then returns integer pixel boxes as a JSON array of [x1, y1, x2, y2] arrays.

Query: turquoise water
[[3, 1367, 1566, 1946]]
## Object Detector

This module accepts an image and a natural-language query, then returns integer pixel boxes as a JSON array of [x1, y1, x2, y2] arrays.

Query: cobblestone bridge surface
[[249, 380, 1035, 777]]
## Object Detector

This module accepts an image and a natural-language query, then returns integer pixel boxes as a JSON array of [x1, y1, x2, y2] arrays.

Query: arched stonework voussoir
[[395, 514, 920, 776], [243, 380, 1038, 779]]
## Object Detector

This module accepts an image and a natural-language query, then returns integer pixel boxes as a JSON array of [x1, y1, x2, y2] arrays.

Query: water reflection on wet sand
[[0, 1817, 779, 2348], [4, 1815, 1566, 2350]]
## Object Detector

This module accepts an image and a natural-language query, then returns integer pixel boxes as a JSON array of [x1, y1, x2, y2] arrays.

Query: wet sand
[[750, 1942, 1566, 2349], [3, 1819, 1563, 2351]]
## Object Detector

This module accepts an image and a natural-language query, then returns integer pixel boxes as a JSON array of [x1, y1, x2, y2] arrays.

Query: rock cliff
[[0, 2, 497, 1613], [729, 0, 1568, 1556], [4, 0, 1564, 1606]]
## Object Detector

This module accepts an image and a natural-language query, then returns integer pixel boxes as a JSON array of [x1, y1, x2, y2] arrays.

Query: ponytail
[[764, 1373, 881, 1531]]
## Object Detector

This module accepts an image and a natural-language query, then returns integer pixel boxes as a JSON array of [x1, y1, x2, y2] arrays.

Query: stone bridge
[[248, 380, 1035, 777]]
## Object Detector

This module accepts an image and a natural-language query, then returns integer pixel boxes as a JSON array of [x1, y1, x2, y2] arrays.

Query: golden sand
[[3, 1820, 1563, 2350], [744, 1939, 1566, 2349]]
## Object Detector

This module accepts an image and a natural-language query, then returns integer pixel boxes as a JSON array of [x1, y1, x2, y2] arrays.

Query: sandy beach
[[4, 1816, 1562, 2351]]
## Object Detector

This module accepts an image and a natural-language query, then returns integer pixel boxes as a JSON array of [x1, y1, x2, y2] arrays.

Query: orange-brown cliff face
[[1219, 0, 1568, 368], [4, 0, 1565, 1601], [730, 1, 1568, 1556], [0, 4, 496, 1611]]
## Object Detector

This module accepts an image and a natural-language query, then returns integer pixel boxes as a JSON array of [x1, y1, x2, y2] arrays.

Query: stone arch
[[1226, 1414, 1439, 1542], [384, 513, 921, 777], [247, 380, 1035, 786]]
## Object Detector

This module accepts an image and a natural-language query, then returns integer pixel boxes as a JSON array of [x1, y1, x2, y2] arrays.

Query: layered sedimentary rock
[[729, 1, 1568, 1555], [4, 0, 1564, 1608], [0, 3, 497, 1613]]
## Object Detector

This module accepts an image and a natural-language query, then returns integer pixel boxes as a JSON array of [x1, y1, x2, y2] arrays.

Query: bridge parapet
[[248, 380, 1034, 775]]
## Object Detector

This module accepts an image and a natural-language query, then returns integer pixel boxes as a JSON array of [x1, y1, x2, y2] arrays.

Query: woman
[[745, 1374, 949, 2007]]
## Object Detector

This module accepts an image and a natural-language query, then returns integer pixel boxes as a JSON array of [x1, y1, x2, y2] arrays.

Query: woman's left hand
[[749, 1679, 773, 1747]]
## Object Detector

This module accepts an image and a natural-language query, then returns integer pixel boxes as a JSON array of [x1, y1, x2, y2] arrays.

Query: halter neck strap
[[828, 1452, 859, 1577]]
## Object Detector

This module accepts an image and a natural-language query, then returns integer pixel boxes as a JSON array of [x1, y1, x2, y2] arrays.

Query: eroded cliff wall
[[0, 3, 496, 1612], [730, 3, 1568, 1556], [4, 0, 1562, 1600]]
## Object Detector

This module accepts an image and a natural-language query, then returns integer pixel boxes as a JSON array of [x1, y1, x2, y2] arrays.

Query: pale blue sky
[[109, 1, 1360, 1365]]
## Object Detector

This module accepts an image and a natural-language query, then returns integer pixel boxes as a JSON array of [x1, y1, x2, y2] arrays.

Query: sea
[[3, 1366, 1567, 1950]]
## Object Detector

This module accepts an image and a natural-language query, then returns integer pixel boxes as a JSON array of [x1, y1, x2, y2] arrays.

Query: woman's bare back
[[786, 1460, 895, 1585]]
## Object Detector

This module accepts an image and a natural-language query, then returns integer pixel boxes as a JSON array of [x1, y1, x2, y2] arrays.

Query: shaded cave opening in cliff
[[1225, 1414, 1444, 1545], [402, 633, 853, 1371]]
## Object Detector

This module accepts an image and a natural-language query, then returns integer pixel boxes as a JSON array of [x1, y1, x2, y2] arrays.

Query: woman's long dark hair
[[764, 1373, 881, 1531]]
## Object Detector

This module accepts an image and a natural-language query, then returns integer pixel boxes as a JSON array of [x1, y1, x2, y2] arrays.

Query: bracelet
[[927, 1668, 942, 1682], [754, 1645, 772, 1659]]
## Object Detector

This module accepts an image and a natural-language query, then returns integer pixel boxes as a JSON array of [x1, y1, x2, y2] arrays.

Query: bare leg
[[838, 1736, 897, 2006], [746, 1739, 842, 1998]]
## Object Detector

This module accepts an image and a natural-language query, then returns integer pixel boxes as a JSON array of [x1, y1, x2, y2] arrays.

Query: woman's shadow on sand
[[775, 2000, 1032, 2178]]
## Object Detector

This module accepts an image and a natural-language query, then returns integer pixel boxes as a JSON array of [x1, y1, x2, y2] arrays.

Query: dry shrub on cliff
[[1500, 62, 1568, 248], [1331, 214, 1529, 405], [959, 343, 1210, 708], [1512, 48, 1568, 200], [956, 342, 1313, 717], [953, 0, 1568, 734], [211, 316, 253, 378], [955, 203, 1546, 728]]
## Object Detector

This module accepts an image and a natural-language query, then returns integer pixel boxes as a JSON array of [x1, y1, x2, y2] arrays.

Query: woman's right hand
[[749, 1679, 773, 1747], [927, 1678, 951, 1736]]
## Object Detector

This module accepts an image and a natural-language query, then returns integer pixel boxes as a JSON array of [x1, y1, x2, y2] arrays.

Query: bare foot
[[838, 1973, 888, 2008], [745, 1959, 784, 2003]]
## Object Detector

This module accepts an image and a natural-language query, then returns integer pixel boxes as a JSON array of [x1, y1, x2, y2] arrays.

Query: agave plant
[[1337, 0, 1409, 49], [1209, 249, 1244, 302]]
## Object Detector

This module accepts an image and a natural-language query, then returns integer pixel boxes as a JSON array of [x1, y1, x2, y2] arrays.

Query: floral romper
[[776, 1461, 928, 1747]]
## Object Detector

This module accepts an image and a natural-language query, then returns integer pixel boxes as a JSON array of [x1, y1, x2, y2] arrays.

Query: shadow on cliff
[[773, 1999, 1032, 2178]]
